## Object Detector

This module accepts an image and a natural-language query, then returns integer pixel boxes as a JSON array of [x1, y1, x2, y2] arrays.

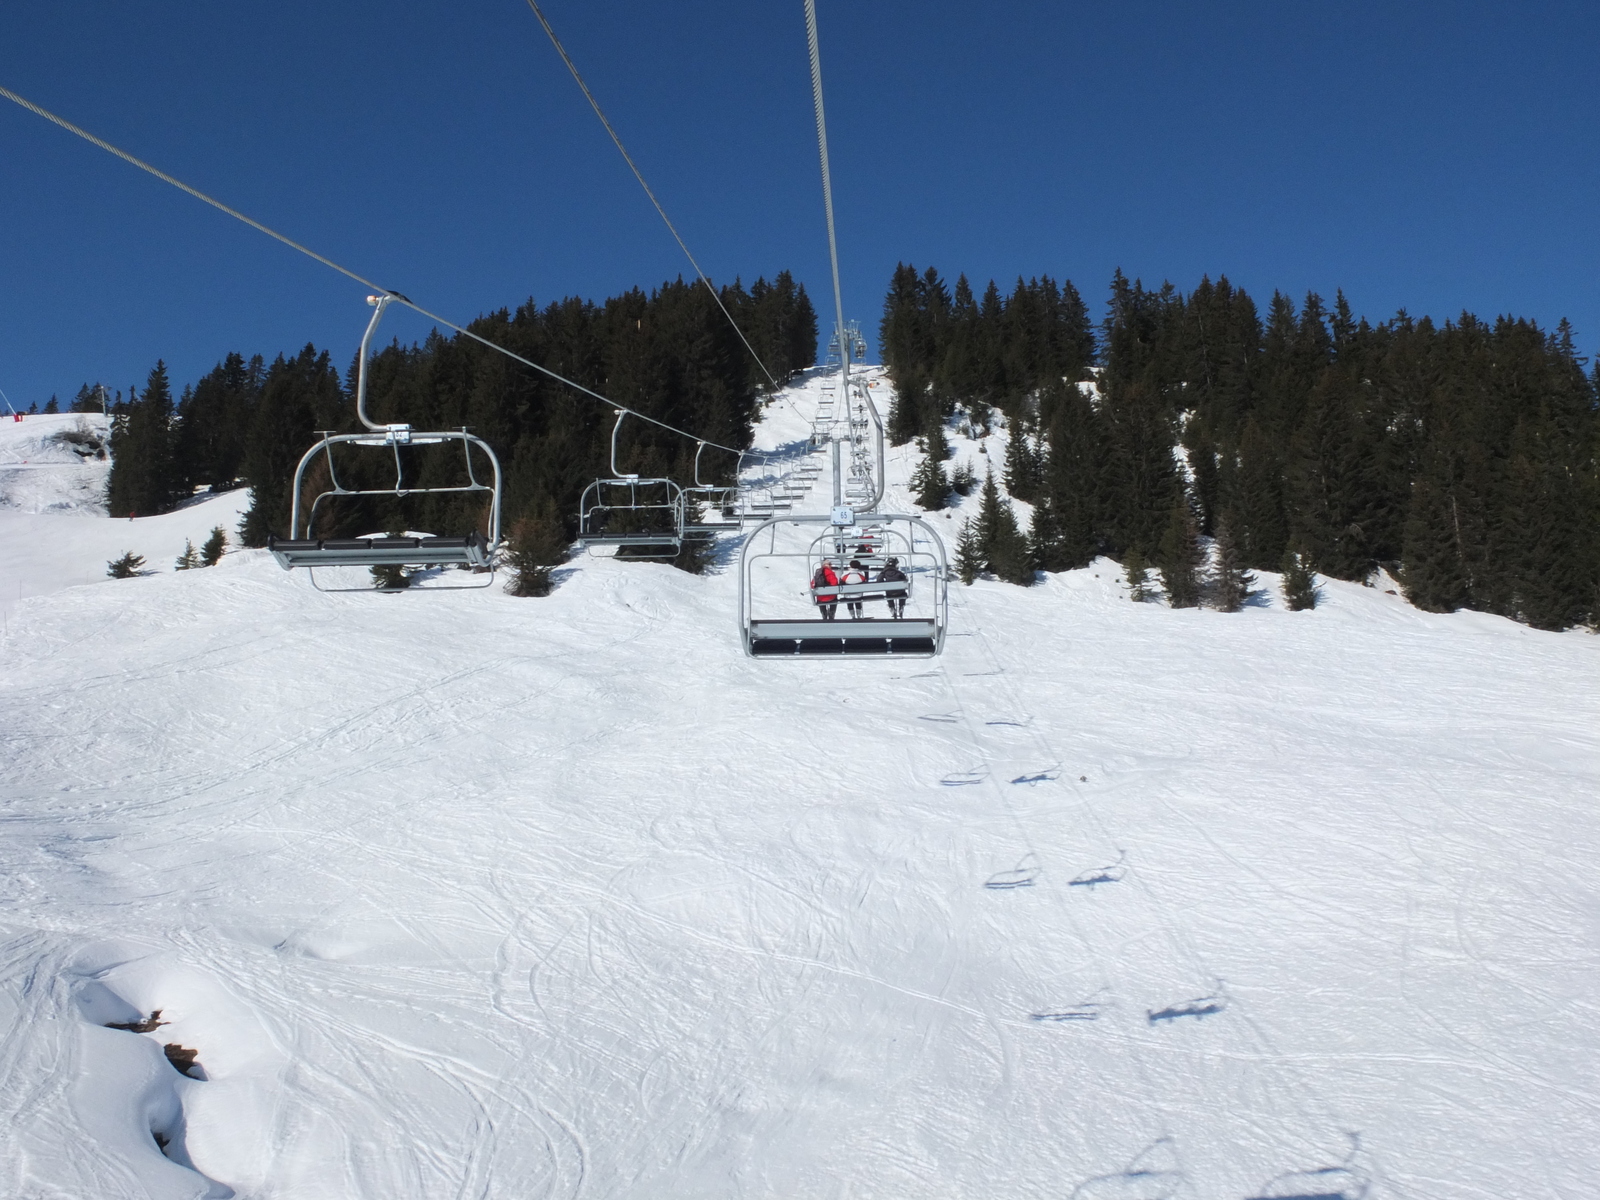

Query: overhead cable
[[522, 0, 783, 393], [0, 81, 748, 456], [802, 0, 847, 360]]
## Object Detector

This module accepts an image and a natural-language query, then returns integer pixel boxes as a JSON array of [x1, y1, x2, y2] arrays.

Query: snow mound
[[0, 412, 113, 514]]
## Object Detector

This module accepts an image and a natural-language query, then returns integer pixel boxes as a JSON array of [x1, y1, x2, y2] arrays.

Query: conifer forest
[[100, 263, 1598, 630], [101, 273, 818, 576], [881, 264, 1600, 630]]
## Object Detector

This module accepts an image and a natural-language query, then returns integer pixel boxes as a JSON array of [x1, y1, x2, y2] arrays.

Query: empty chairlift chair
[[682, 441, 742, 541], [577, 410, 687, 558], [738, 511, 948, 657], [267, 295, 502, 590]]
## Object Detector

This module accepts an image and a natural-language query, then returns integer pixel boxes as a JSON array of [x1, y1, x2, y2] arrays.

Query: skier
[[842, 558, 868, 619], [812, 559, 840, 621], [878, 556, 907, 618]]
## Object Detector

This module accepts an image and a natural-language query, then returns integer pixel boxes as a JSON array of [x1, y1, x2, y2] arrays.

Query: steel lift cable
[[801, 0, 883, 512], [804, 0, 849, 508], [803, 0, 846, 388], [0, 81, 750, 460], [521, 0, 784, 396], [733, 1, 906, 658]]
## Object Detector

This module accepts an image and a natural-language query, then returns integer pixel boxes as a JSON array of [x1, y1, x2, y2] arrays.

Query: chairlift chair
[[681, 441, 743, 540], [831, 524, 890, 568], [576, 410, 686, 558], [739, 511, 947, 657], [267, 295, 503, 590]]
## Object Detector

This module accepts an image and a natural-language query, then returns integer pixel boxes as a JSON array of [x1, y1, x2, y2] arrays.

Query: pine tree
[[1281, 546, 1319, 610], [107, 551, 146, 578], [1036, 380, 1102, 571], [71, 383, 107, 413], [175, 540, 198, 570], [976, 466, 1032, 584], [954, 518, 982, 585], [976, 466, 1007, 553], [43, 396, 60, 414], [910, 409, 953, 510], [949, 460, 976, 496], [370, 563, 410, 590], [989, 514, 1034, 585], [1027, 502, 1062, 575], [1003, 412, 1041, 502], [671, 517, 714, 575], [200, 526, 227, 567], [1099, 377, 1181, 556], [1286, 370, 1373, 581], [107, 362, 181, 518], [1400, 473, 1468, 612], [504, 505, 569, 597], [176, 352, 263, 492], [1158, 500, 1202, 607], [1125, 548, 1153, 601], [1229, 417, 1288, 570], [238, 346, 344, 546], [910, 451, 949, 510], [1208, 515, 1255, 611]]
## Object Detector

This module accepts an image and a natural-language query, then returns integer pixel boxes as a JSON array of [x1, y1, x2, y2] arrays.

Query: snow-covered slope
[[2, 371, 1597, 1199], [0, 412, 250, 622], [0, 413, 113, 505]]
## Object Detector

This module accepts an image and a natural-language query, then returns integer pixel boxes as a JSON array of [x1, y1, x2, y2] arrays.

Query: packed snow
[[1, 372, 1597, 1199]]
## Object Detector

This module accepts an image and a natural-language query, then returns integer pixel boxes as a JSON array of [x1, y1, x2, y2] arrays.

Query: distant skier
[[842, 559, 868, 619], [812, 559, 840, 621], [878, 557, 907, 618]]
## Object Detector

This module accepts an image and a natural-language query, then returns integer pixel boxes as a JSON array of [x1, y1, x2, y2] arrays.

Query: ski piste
[[3, 370, 1598, 1197]]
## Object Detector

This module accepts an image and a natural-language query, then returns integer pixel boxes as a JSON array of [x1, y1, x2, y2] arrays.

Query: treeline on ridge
[[882, 264, 1600, 631], [103, 273, 817, 572]]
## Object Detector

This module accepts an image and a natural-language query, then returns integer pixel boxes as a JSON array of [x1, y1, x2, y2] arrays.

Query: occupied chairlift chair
[[267, 295, 503, 589], [577, 409, 687, 558], [739, 509, 948, 657]]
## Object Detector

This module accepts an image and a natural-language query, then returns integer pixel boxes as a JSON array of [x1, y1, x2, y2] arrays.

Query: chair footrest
[[269, 534, 489, 569], [750, 619, 935, 641]]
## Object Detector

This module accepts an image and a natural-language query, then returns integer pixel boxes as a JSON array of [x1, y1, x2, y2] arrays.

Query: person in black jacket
[[878, 557, 907, 618]]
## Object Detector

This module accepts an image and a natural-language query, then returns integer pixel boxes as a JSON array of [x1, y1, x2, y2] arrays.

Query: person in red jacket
[[812, 559, 840, 621]]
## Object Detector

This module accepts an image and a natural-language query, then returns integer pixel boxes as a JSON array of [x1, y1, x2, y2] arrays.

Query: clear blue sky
[[2, 1, 1596, 408]]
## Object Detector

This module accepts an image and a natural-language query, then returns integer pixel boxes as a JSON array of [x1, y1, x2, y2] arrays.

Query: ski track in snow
[[2, 373, 1598, 1197]]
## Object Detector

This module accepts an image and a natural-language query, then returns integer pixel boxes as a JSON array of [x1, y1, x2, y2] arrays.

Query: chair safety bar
[[810, 580, 908, 602]]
